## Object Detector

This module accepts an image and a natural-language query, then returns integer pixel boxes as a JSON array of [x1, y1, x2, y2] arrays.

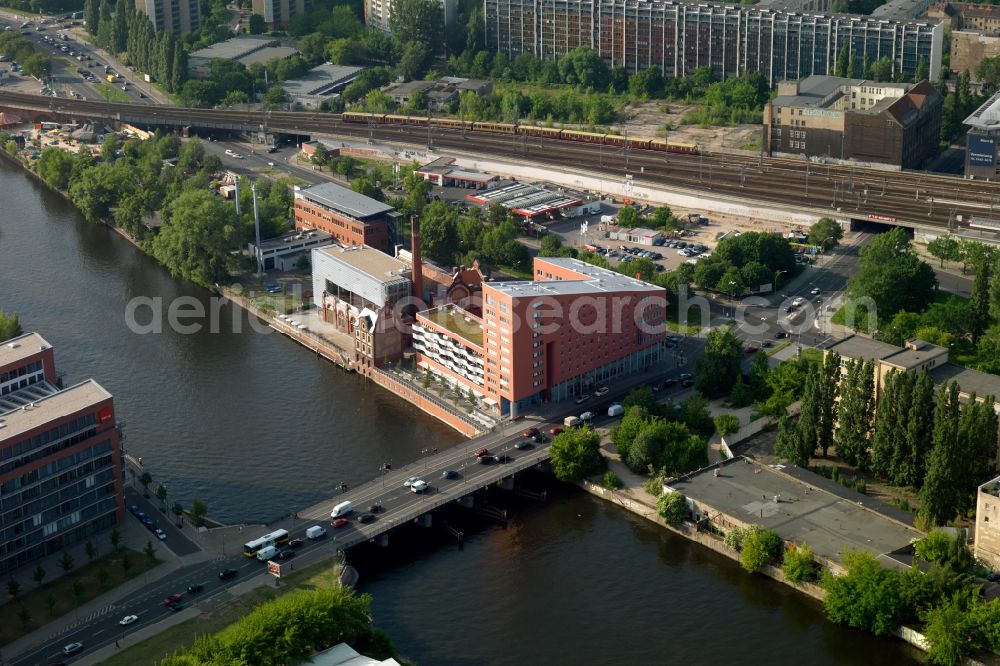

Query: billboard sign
[[267, 561, 281, 578], [968, 135, 997, 168]]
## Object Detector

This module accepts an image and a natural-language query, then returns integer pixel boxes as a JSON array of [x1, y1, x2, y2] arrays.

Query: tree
[[823, 550, 903, 636], [120, 553, 133, 576], [694, 327, 742, 399], [783, 544, 816, 583], [139, 470, 153, 497], [549, 426, 603, 482], [311, 144, 330, 167], [775, 415, 811, 467], [144, 539, 157, 563], [32, 565, 46, 587], [248, 13, 266, 34], [916, 57, 929, 82], [38, 147, 76, 190], [417, 201, 459, 264], [85, 540, 97, 561], [657, 491, 687, 525], [714, 414, 740, 436], [616, 205, 639, 228], [59, 549, 74, 573], [17, 605, 30, 630], [151, 190, 236, 287], [920, 382, 963, 526], [72, 579, 86, 605], [191, 497, 209, 527], [110, 527, 122, 552], [156, 484, 168, 510], [172, 501, 185, 527], [835, 43, 850, 78], [398, 41, 432, 81], [740, 525, 784, 573], [927, 236, 961, 268], [922, 589, 982, 666], [808, 218, 843, 252], [834, 358, 875, 468], [85, 0, 100, 36], [389, 0, 444, 53], [0, 310, 22, 342], [969, 258, 992, 344], [98, 567, 110, 589]]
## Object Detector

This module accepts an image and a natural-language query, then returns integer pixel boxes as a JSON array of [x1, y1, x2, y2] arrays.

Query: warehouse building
[[294, 182, 400, 254]]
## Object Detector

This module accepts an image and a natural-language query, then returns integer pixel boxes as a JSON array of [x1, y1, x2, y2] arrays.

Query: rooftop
[[255, 229, 335, 253], [316, 245, 410, 283], [671, 460, 922, 565], [238, 46, 300, 68], [297, 182, 395, 220], [189, 35, 277, 61], [772, 75, 911, 110], [966, 88, 1000, 130], [0, 380, 112, 442], [930, 362, 1000, 399], [0, 332, 52, 370], [467, 180, 583, 217], [417, 304, 484, 348], [881, 339, 948, 370], [824, 334, 902, 362]]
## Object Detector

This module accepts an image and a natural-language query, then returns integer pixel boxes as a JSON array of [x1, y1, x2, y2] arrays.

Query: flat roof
[[0, 332, 52, 369], [297, 182, 395, 220], [882, 340, 947, 370], [281, 64, 364, 97], [418, 304, 484, 348], [189, 35, 277, 61], [966, 89, 1000, 130], [623, 227, 662, 237], [672, 461, 922, 565], [468, 181, 582, 217], [824, 334, 902, 362], [238, 46, 299, 67], [316, 245, 409, 283], [0, 380, 111, 442], [489, 257, 663, 298], [930, 363, 1000, 400], [256, 229, 334, 252]]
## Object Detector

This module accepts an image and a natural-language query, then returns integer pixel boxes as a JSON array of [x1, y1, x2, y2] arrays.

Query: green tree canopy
[[388, 0, 444, 53], [549, 426, 604, 482], [694, 327, 742, 398], [150, 190, 236, 287], [808, 218, 844, 252]]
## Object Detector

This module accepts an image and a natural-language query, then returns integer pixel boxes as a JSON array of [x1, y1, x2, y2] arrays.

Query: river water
[[0, 158, 919, 664]]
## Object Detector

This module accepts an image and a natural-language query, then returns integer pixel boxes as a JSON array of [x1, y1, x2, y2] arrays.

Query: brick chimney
[[411, 214, 424, 304]]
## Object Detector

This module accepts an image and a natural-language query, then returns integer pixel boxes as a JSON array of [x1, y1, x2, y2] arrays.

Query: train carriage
[[432, 117, 466, 130], [472, 121, 516, 134], [649, 138, 699, 155], [383, 114, 427, 126], [341, 111, 382, 124], [518, 125, 563, 140], [561, 129, 609, 144]]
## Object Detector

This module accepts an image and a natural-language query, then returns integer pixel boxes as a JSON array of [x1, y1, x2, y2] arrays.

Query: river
[[0, 157, 920, 664]]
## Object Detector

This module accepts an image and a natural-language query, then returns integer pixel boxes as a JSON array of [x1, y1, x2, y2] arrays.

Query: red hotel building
[[412, 257, 667, 416], [0, 333, 124, 575]]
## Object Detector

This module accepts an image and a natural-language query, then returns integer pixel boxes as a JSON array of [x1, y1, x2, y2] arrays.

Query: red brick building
[[294, 182, 399, 253], [0, 333, 124, 575]]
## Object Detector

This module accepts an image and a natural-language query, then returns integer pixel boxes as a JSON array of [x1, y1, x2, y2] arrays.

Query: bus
[[242, 529, 290, 557]]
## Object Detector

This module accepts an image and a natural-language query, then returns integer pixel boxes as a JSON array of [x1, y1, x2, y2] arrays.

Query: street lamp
[[728, 280, 737, 319]]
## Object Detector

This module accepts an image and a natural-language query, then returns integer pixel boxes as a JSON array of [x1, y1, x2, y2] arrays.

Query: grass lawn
[[0, 6, 41, 16], [0, 548, 158, 644], [94, 83, 129, 103], [101, 559, 342, 666], [766, 339, 792, 356]]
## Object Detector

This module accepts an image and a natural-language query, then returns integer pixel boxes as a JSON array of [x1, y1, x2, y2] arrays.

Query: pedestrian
[[115, 641, 119, 649]]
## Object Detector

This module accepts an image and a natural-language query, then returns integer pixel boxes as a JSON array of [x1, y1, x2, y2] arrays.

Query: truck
[[106, 74, 116, 83], [563, 415, 581, 428], [306, 525, 327, 540]]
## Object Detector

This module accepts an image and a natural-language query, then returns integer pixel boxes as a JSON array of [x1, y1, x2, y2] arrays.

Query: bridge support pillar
[[376, 533, 389, 548], [499, 477, 514, 491], [457, 494, 475, 509], [417, 513, 433, 528]]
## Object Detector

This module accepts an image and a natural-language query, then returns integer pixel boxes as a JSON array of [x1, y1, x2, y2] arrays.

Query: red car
[[744, 344, 759, 353], [162, 593, 183, 606], [522, 427, 540, 438], [549, 426, 564, 436], [474, 447, 489, 457], [332, 518, 350, 528]]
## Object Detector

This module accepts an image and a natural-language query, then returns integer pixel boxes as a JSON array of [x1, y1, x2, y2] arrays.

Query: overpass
[[3, 91, 1000, 238]]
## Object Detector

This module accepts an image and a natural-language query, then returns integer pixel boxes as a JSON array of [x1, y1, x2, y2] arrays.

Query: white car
[[154, 528, 167, 541], [119, 614, 139, 626], [403, 476, 421, 487], [63, 642, 84, 655], [224, 149, 235, 156], [410, 479, 429, 493], [810, 288, 820, 295]]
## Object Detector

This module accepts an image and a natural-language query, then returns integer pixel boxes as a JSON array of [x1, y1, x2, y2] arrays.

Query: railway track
[[4, 90, 1000, 231]]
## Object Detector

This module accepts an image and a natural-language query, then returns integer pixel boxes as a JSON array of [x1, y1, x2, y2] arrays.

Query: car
[[162, 593, 183, 606], [368, 504, 383, 513], [356, 513, 375, 524], [332, 517, 350, 528], [651, 382, 663, 393], [441, 469, 458, 479], [410, 479, 429, 493], [267, 161, 275, 166], [515, 440, 533, 450], [810, 287, 820, 295], [119, 614, 138, 625], [664, 378, 678, 387], [477, 454, 493, 464], [744, 344, 759, 353], [522, 427, 540, 438], [774, 331, 788, 339], [129, 504, 140, 516], [762, 340, 773, 348], [403, 476, 421, 487], [138, 92, 145, 98], [681, 379, 695, 388], [679, 373, 692, 381], [474, 447, 489, 457], [494, 454, 511, 464], [549, 426, 564, 436], [277, 549, 296, 560], [167, 603, 183, 612], [218, 568, 238, 580], [574, 395, 589, 405], [288, 538, 304, 549], [187, 584, 204, 593], [224, 149, 235, 156], [62, 642, 84, 655], [783, 306, 793, 313], [594, 386, 610, 397], [533, 433, 550, 443], [154, 528, 167, 540]]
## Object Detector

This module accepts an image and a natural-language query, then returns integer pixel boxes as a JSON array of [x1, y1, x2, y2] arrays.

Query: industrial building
[[764, 76, 943, 168], [134, 0, 201, 34], [0, 333, 124, 575], [414, 157, 497, 189], [251, 0, 312, 29], [294, 182, 401, 254], [413, 257, 668, 417], [248, 229, 336, 272], [381, 77, 493, 111], [281, 64, 366, 110], [484, 0, 943, 83], [467, 181, 600, 220], [187, 36, 299, 78]]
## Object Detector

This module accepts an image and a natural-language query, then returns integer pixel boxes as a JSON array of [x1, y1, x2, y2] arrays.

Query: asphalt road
[[124, 488, 200, 557]]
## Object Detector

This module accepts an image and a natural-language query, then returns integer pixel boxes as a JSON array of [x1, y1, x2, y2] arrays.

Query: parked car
[[574, 395, 589, 405], [154, 528, 167, 541], [594, 386, 610, 397], [119, 614, 138, 625], [681, 379, 695, 388], [218, 568, 238, 580]]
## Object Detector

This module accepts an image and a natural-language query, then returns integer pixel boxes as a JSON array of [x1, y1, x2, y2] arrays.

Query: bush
[[714, 414, 740, 436], [657, 491, 688, 525], [740, 525, 784, 573], [783, 544, 817, 583], [724, 525, 746, 551], [602, 471, 623, 490]]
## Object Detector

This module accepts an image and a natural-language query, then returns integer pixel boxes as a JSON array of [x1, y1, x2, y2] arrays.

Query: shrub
[[714, 414, 741, 436], [724, 525, 747, 551], [657, 491, 688, 525], [783, 544, 817, 583], [602, 471, 623, 490], [740, 525, 784, 573]]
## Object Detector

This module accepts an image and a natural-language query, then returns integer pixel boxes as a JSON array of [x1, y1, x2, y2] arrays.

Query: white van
[[564, 415, 581, 428], [331, 501, 353, 519], [256, 545, 279, 561], [306, 525, 326, 540], [607, 403, 624, 417]]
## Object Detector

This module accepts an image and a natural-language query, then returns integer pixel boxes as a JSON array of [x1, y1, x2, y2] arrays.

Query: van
[[600, 214, 614, 224], [564, 415, 581, 428], [256, 545, 279, 561], [580, 411, 594, 423], [607, 403, 624, 417], [330, 500, 353, 519], [306, 525, 326, 540]]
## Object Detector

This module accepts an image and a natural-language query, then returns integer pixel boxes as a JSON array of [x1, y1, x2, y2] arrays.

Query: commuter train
[[340, 112, 699, 156]]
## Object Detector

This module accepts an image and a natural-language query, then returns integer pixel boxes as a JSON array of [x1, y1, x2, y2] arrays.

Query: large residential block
[[413, 257, 668, 417], [135, 0, 201, 34], [0, 333, 124, 575], [484, 0, 943, 83]]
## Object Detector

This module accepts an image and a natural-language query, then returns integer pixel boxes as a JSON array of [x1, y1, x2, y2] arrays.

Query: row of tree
[[0, 31, 51, 79], [775, 352, 999, 526]]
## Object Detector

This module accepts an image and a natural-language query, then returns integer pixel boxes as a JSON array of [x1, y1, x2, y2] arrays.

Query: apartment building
[[484, 0, 943, 83], [251, 0, 312, 29], [413, 257, 668, 417], [764, 76, 943, 168], [135, 0, 201, 34], [365, 0, 456, 34], [294, 182, 400, 254], [0, 333, 124, 575]]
